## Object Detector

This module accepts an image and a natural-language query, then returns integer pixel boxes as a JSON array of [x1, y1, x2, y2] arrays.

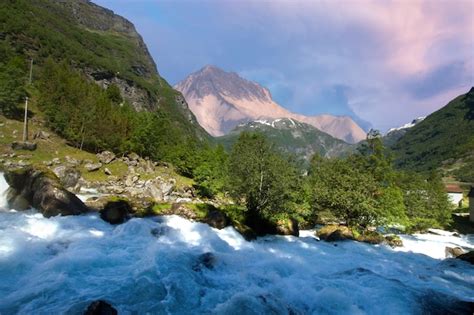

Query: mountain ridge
[[175, 65, 367, 143]]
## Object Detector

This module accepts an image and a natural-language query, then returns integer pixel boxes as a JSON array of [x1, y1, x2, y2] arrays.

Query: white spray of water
[[0, 174, 473, 314]]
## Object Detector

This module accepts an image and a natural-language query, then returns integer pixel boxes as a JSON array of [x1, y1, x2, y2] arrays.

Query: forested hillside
[[0, 0, 209, 170], [392, 88, 474, 182]]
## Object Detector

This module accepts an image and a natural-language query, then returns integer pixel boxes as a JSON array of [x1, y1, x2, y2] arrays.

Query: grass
[[0, 114, 195, 189]]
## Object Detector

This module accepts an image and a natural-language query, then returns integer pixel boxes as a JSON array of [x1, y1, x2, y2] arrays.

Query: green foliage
[[193, 145, 228, 198], [392, 88, 474, 176], [0, 42, 27, 117], [397, 171, 453, 231], [227, 132, 300, 220]]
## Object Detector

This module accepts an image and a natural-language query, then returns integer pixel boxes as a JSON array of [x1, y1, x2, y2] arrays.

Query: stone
[[97, 151, 116, 164], [85, 162, 102, 172], [33, 130, 50, 140], [384, 235, 403, 247], [445, 246, 465, 258], [457, 251, 474, 264], [193, 252, 216, 271], [52, 158, 61, 164], [317, 225, 354, 242], [100, 200, 131, 224], [202, 209, 230, 229], [128, 152, 139, 161], [65, 155, 81, 166], [104, 168, 112, 175], [52, 166, 81, 190], [11, 141, 37, 151], [4, 166, 89, 217], [84, 300, 117, 315], [275, 218, 299, 236]]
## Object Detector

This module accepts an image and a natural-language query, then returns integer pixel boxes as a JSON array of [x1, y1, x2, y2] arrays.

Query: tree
[[193, 145, 228, 198], [0, 54, 26, 117], [308, 155, 380, 227], [227, 132, 298, 220]]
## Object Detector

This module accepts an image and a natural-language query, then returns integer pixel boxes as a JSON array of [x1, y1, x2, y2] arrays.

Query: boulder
[[193, 252, 216, 271], [202, 209, 230, 229], [4, 167, 89, 217], [317, 225, 354, 242], [100, 200, 131, 224], [85, 162, 102, 172], [357, 230, 385, 244], [445, 246, 465, 258], [384, 235, 403, 247], [65, 155, 81, 166], [275, 218, 299, 237], [104, 168, 112, 175], [457, 251, 474, 264], [33, 130, 50, 140], [128, 152, 140, 161], [84, 300, 117, 315], [52, 165, 81, 190], [11, 141, 37, 151], [97, 151, 116, 164]]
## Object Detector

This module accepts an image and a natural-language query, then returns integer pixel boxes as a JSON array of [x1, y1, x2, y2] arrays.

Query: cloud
[[93, 0, 474, 131]]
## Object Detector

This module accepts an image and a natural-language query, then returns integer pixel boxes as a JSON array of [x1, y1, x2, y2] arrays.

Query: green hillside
[[392, 87, 474, 181], [216, 118, 352, 161], [0, 0, 209, 156]]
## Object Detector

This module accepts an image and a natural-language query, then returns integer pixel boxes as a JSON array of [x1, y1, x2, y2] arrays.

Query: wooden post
[[22, 59, 33, 142], [22, 97, 28, 142]]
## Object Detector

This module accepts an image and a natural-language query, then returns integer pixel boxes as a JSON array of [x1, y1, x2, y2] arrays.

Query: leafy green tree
[[0, 51, 26, 117], [227, 132, 298, 220], [193, 145, 228, 198], [308, 155, 380, 227]]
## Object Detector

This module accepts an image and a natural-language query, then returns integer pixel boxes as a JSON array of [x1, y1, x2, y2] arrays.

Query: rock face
[[175, 65, 366, 143], [52, 165, 81, 190], [4, 167, 89, 217], [84, 300, 117, 315]]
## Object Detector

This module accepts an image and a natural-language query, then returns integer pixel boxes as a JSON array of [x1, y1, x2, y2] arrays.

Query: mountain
[[392, 87, 474, 181], [216, 118, 352, 161], [1, 0, 207, 140], [175, 65, 366, 143], [383, 117, 425, 147]]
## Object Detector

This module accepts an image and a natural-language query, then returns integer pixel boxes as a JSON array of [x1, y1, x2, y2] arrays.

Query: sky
[[94, 0, 474, 131]]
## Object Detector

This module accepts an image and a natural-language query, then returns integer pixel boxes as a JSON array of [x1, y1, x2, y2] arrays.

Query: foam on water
[[0, 174, 473, 314]]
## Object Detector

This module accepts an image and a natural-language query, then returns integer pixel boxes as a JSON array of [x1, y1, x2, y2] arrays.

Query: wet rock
[[357, 230, 385, 244], [97, 151, 116, 164], [193, 252, 216, 271], [11, 141, 37, 151], [100, 199, 131, 224], [202, 209, 230, 229], [275, 218, 299, 237], [4, 166, 89, 217], [84, 300, 117, 315], [445, 246, 465, 258], [85, 162, 102, 172], [317, 225, 354, 242], [384, 235, 404, 247], [457, 251, 474, 264]]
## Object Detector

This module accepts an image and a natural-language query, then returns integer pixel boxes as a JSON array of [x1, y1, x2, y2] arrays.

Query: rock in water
[[317, 225, 354, 242], [100, 200, 131, 224], [445, 246, 465, 258], [275, 218, 299, 236], [84, 300, 117, 315], [203, 209, 230, 229], [4, 167, 89, 217], [457, 251, 474, 264], [52, 165, 81, 190]]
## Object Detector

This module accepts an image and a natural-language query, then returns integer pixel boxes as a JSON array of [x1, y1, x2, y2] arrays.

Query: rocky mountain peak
[[175, 65, 366, 143]]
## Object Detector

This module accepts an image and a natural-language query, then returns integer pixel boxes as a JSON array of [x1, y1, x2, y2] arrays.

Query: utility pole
[[22, 59, 33, 142]]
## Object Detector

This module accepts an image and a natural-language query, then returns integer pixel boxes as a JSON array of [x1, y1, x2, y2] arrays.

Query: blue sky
[[94, 0, 473, 131]]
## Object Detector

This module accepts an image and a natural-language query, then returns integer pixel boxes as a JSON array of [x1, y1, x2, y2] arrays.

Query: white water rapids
[[0, 174, 473, 314]]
